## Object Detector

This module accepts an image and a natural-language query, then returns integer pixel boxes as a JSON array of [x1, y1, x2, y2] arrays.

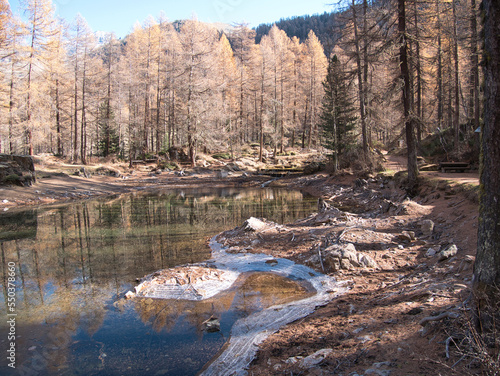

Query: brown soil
[[0, 153, 482, 375], [244, 175, 480, 376]]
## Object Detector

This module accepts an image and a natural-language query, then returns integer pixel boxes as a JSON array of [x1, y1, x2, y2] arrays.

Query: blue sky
[[8, 0, 335, 38]]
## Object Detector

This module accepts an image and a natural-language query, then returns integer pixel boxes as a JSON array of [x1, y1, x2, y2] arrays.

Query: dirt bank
[[240, 172, 480, 375]]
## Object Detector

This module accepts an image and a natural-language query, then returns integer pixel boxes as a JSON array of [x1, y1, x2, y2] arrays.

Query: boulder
[[0, 154, 36, 186], [421, 220, 435, 236], [324, 243, 378, 272], [359, 254, 378, 268], [242, 217, 268, 232]]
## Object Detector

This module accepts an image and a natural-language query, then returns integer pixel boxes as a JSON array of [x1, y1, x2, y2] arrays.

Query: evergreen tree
[[97, 102, 120, 157], [319, 55, 357, 172]]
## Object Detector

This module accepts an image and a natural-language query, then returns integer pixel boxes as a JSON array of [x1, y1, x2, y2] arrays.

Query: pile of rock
[[324, 243, 379, 272], [307, 243, 378, 273]]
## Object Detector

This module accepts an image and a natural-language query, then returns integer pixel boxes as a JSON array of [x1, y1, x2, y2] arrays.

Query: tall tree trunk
[[80, 46, 87, 165], [26, 34, 35, 156], [352, 0, 368, 157], [399, 0, 418, 192], [452, 0, 460, 151], [55, 78, 62, 156], [413, 0, 423, 143], [469, 0, 480, 133], [473, 0, 500, 329], [73, 50, 79, 162], [436, 0, 443, 130], [187, 62, 195, 167], [144, 63, 150, 157], [258, 60, 265, 163], [279, 61, 284, 154], [156, 51, 162, 154], [307, 56, 314, 149], [8, 53, 15, 154], [106, 62, 112, 156], [362, 0, 370, 147]]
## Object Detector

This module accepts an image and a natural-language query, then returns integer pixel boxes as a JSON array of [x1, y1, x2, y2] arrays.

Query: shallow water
[[0, 187, 317, 375]]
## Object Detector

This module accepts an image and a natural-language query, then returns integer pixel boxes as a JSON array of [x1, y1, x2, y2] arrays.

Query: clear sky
[[8, 0, 336, 38]]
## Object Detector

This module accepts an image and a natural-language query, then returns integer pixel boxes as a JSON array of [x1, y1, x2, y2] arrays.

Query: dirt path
[[385, 151, 480, 186]]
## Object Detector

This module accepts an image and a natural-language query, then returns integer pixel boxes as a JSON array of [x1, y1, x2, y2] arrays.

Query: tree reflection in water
[[0, 188, 316, 376]]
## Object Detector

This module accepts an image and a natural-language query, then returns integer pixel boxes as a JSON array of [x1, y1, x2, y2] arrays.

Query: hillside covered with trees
[[0, 0, 483, 172], [254, 11, 344, 54]]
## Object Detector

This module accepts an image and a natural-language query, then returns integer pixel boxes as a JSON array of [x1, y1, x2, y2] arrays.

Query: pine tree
[[319, 55, 357, 172], [97, 102, 119, 157]]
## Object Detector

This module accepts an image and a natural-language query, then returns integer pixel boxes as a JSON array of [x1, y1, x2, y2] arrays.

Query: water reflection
[[0, 188, 317, 375]]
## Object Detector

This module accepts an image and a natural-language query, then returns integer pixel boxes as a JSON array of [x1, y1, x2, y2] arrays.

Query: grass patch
[[158, 161, 181, 171], [212, 153, 232, 160], [3, 174, 22, 185]]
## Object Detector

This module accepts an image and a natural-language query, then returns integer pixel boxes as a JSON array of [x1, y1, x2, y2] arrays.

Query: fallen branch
[[419, 310, 460, 326]]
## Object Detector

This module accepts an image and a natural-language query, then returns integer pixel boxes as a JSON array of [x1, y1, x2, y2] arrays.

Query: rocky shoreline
[[121, 170, 479, 375]]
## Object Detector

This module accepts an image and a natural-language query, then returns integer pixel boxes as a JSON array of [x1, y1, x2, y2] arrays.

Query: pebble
[[438, 244, 458, 261], [426, 248, 438, 257], [364, 361, 393, 376], [299, 348, 333, 368]]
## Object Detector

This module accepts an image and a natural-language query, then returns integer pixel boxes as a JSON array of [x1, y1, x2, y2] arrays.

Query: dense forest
[[0, 0, 483, 168], [254, 11, 343, 54]]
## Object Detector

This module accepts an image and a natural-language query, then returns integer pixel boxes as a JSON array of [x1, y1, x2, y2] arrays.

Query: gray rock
[[124, 291, 135, 299], [324, 243, 378, 271], [216, 169, 229, 178], [242, 217, 268, 232], [421, 219, 435, 235], [365, 361, 393, 376], [439, 244, 458, 261], [426, 248, 438, 257], [359, 254, 378, 268], [340, 258, 353, 270], [324, 257, 341, 272], [397, 231, 415, 242], [299, 348, 333, 368], [344, 249, 360, 267], [365, 368, 391, 376], [202, 317, 220, 333]]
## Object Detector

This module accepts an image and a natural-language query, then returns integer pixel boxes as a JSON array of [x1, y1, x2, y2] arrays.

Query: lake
[[0, 187, 317, 375]]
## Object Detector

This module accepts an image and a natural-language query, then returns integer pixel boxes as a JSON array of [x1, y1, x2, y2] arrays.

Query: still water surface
[[0, 187, 317, 375]]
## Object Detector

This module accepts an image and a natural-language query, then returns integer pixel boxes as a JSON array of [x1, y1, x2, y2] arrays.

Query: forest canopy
[[0, 0, 483, 168]]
